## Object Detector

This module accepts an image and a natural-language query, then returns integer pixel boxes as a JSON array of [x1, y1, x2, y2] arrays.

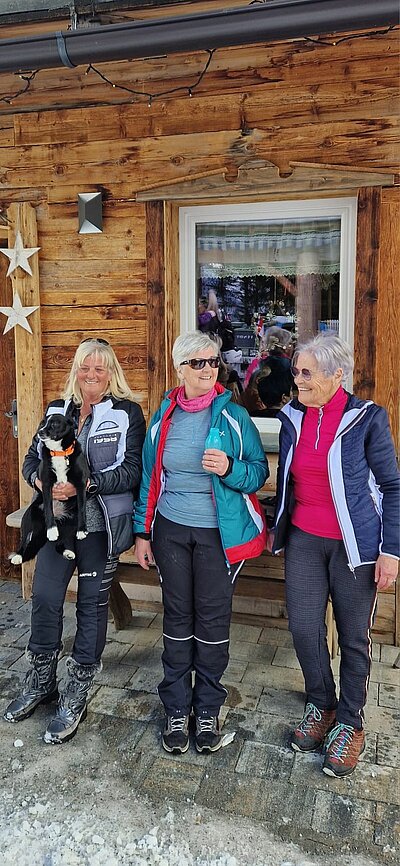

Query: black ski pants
[[28, 531, 118, 665], [152, 513, 240, 716], [285, 525, 377, 730]]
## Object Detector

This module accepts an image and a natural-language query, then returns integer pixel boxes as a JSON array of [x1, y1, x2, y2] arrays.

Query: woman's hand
[[33, 478, 76, 501], [52, 482, 77, 501], [202, 448, 229, 476], [135, 537, 155, 570], [375, 554, 398, 591]]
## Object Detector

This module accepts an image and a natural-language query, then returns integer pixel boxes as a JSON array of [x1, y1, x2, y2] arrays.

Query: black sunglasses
[[181, 357, 220, 370], [81, 337, 110, 346]]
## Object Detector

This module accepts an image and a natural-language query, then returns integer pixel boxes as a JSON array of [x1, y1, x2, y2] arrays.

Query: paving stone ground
[[0, 577, 399, 864]]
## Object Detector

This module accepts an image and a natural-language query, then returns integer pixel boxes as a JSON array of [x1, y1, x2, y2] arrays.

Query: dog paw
[[76, 530, 88, 540], [63, 549, 76, 560], [10, 554, 22, 565], [47, 527, 59, 541]]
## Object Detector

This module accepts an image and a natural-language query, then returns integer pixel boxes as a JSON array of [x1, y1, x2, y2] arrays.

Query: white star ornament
[[0, 292, 39, 334], [0, 231, 40, 276]]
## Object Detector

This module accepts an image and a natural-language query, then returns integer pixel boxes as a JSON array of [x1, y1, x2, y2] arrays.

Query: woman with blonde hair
[[4, 337, 145, 744]]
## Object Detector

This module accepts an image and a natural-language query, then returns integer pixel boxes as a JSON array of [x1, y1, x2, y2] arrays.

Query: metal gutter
[[0, 0, 398, 73]]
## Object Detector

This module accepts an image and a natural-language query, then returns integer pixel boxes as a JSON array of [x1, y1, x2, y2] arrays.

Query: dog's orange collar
[[50, 441, 76, 458]]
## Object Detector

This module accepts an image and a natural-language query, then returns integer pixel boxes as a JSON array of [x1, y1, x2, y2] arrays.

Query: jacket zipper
[[315, 408, 323, 449], [86, 406, 113, 557], [326, 408, 369, 573]]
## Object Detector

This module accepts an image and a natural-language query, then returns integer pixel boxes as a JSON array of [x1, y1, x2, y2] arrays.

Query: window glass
[[196, 218, 340, 419]]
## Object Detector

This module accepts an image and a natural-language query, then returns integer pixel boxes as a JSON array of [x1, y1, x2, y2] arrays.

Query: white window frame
[[179, 197, 357, 440]]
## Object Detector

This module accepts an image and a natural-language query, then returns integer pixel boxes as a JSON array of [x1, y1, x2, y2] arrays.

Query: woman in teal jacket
[[135, 331, 268, 755]]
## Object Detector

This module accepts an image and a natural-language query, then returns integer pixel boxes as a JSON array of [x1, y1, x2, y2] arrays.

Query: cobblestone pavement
[[0, 577, 399, 864]]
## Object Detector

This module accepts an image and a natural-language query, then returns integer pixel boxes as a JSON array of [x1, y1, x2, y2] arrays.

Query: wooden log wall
[[0, 14, 399, 638]]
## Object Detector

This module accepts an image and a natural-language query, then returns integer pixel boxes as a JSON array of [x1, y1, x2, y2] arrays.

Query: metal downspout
[[0, 0, 398, 73]]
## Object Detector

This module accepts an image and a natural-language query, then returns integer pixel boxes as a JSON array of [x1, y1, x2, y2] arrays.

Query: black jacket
[[23, 396, 146, 556]]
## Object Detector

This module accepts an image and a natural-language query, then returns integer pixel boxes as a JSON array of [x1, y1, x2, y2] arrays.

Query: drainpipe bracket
[[55, 31, 76, 68]]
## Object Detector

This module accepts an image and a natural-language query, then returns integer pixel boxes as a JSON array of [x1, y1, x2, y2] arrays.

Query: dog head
[[38, 414, 75, 451]]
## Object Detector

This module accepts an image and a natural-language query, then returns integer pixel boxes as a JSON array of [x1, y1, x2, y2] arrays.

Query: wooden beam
[[375, 188, 400, 451], [164, 201, 180, 389], [353, 187, 381, 399], [376, 188, 400, 646], [8, 201, 43, 598], [146, 201, 166, 417]]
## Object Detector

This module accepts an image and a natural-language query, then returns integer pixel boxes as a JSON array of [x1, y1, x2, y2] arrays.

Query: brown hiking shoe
[[291, 702, 336, 752], [323, 723, 365, 777]]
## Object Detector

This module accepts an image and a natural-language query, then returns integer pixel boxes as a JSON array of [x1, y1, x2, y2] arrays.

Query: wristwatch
[[87, 478, 98, 494]]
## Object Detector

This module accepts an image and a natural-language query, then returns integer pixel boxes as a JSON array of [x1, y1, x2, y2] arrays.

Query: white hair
[[293, 333, 354, 381], [172, 331, 218, 369]]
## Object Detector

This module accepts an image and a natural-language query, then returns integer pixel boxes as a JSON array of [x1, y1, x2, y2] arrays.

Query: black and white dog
[[11, 414, 90, 564]]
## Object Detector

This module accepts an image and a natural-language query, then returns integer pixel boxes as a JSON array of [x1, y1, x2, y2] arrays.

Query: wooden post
[[146, 201, 166, 417], [8, 202, 43, 598], [376, 188, 400, 646], [164, 202, 180, 389], [353, 188, 381, 399]]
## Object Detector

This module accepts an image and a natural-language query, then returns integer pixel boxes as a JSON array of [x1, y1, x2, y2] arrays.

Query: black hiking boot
[[43, 657, 101, 744], [3, 649, 59, 723]]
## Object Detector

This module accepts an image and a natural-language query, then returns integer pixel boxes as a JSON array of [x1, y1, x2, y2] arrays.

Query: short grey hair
[[172, 331, 218, 369], [293, 333, 354, 381]]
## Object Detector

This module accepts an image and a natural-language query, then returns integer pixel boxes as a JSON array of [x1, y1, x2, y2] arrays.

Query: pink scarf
[[176, 385, 217, 413]]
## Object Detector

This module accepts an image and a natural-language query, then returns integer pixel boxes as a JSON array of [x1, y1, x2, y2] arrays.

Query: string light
[[0, 24, 397, 108], [84, 49, 215, 106], [303, 25, 395, 47], [0, 70, 38, 105]]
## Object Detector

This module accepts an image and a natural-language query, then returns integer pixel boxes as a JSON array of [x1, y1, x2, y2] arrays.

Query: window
[[179, 198, 357, 445]]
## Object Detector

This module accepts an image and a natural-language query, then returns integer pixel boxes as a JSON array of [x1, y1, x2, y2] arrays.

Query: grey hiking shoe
[[162, 715, 190, 754], [3, 649, 59, 723], [195, 715, 222, 753]]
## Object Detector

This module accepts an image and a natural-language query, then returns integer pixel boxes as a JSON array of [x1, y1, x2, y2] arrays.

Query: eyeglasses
[[81, 337, 109, 346], [291, 366, 320, 380], [181, 357, 220, 370]]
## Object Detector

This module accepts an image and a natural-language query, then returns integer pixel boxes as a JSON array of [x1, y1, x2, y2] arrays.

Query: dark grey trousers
[[152, 512, 239, 716], [285, 525, 377, 729], [28, 531, 118, 665]]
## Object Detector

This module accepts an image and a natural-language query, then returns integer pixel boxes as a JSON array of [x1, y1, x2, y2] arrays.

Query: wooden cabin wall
[[0, 23, 399, 638], [0, 31, 397, 416], [37, 197, 149, 416]]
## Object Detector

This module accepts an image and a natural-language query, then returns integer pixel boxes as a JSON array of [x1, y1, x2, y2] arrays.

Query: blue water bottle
[[205, 427, 221, 450]]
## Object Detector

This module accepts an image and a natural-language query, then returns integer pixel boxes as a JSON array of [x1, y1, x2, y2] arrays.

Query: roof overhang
[[0, 0, 398, 74]]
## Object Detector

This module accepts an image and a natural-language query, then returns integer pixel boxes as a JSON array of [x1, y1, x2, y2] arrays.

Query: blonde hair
[[62, 339, 134, 405]]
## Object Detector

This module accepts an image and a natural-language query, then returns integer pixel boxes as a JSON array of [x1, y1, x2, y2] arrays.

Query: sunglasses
[[181, 357, 220, 370], [291, 366, 319, 380], [81, 337, 110, 346]]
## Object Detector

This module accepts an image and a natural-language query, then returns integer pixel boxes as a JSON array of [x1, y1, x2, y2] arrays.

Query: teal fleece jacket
[[134, 383, 269, 565]]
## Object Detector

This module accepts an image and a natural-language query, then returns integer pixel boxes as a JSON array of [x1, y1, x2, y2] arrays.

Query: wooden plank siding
[[35, 198, 149, 413], [0, 12, 398, 639]]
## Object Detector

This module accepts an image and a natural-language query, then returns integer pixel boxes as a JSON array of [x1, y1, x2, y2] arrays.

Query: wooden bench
[[6, 506, 338, 656]]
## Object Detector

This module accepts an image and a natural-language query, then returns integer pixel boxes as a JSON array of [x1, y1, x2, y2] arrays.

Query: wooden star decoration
[[0, 230, 40, 277], [0, 292, 39, 335]]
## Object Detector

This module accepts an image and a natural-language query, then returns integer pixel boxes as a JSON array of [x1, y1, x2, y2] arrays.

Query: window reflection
[[196, 218, 340, 417]]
